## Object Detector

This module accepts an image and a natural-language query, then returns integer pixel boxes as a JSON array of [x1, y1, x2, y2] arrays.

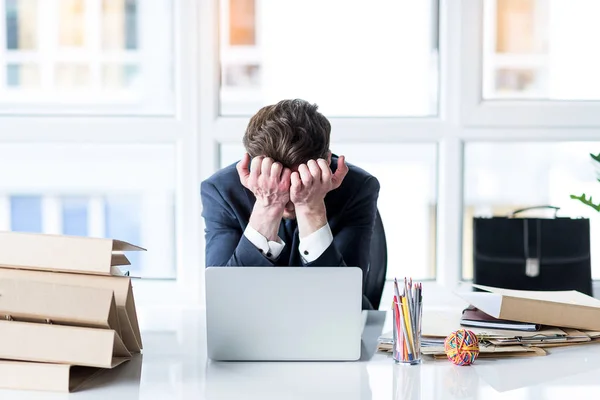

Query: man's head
[[243, 99, 331, 169]]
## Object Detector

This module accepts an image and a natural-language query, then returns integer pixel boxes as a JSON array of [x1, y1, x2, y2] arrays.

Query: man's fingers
[[261, 157, 274, 176], [250, 156, 263, 181], [317, 158, 331, 182], [331, 155, 349, 190], [236, 153, 251, 186], [307, 159, 321, 182], [298, 164, 312, 185], [271, 162, 283, 179], [281, 168, 292, 185], [290, 171, 302, 192]]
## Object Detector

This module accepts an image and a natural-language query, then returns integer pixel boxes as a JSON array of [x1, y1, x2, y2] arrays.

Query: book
[[461, 305, 541, 331], [459, 284, 600, 331]]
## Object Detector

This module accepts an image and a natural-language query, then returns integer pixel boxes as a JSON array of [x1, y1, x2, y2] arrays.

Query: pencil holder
[[392, 279, 423, 365]]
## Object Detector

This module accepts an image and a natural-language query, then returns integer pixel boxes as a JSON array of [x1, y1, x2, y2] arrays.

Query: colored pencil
[[393, 296, 401, 356], [399, 297, 413, 361]]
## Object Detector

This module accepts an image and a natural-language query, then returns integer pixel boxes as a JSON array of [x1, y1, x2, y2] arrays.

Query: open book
[[461, 305, 541, 331]]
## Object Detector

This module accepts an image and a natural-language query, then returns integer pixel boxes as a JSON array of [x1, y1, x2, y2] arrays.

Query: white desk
[[2, 310, 600, 399]]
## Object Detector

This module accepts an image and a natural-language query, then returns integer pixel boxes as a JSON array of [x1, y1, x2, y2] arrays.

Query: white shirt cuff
[[299, 223, 333, 263], [244, 225, 285, 260]]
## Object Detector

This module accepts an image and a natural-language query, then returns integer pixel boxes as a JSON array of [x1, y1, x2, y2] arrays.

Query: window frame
[[207, 0, 463, 290], [202, 0, 600, 297], [461, 0, 600, 128], [0, 0, 202, 307], [0, 0, 174, 116], [3, 0, 600, 310]]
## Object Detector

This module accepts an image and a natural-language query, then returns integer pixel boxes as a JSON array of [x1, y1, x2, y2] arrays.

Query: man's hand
[[291, 156, 349, 238], [237, 153, 291, 242]]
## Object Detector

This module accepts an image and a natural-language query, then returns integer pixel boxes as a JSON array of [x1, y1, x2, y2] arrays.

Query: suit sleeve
[[304, 176, 381, 309], [201, 180, 274, 267]]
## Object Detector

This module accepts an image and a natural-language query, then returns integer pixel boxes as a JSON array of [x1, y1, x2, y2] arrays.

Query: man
[[201, 99, 380, 309]]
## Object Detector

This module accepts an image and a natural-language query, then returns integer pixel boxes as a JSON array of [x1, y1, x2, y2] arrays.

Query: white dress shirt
[[244, 223, 334, 263]]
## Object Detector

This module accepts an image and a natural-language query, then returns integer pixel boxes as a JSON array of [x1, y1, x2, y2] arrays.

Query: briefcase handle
[[508, 205, 560, 218]]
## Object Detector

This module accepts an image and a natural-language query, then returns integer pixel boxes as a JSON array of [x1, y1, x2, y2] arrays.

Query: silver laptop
[[205, 266, 364, 361]]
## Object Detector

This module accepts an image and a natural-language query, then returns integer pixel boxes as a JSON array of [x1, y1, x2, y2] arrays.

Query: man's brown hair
[[243, 99, 331, 168]]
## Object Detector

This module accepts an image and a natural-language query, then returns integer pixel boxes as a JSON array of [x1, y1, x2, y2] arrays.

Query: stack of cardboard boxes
[[0, 231, 144, 392]]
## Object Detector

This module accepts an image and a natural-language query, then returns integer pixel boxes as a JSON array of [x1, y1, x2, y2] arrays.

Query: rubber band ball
[[444, 329, 479, 366]]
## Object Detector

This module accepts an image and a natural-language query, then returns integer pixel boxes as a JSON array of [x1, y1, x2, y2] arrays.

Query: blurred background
[[1, 0, 600, 307]]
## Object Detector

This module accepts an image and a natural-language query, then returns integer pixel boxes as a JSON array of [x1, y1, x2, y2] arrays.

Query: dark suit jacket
[[200, 155, 380, 309]]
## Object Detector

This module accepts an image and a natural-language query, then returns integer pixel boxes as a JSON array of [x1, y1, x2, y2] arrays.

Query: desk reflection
[[473, 344, 600, 393], [393, 364, 421, 399], [203, 310, 388, 400], [0, 354, 143, 400], [441, 364, 479, 399], [205, 360, 372, 400]]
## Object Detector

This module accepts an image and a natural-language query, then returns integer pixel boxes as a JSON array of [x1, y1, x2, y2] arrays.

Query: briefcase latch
[[525, 258, 540, 278]]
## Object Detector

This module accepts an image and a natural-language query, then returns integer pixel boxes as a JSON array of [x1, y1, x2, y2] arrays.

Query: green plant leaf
[[571, 193, 600, 212]]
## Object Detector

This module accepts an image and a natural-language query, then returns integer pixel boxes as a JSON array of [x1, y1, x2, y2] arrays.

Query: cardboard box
[[0, 268, 142, 353], [0, 231, 145, 275], [0, 319, 130, 368], [458, 284, 600, 331], [0, 361, 103, 393], [0, 279, 120, 334]]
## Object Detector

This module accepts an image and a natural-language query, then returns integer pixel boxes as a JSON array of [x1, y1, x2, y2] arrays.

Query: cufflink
[[267, 252, 272, 257], [258, 249, 263, 253]]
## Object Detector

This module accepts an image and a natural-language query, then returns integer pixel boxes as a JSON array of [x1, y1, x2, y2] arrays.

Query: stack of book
[[0, 231, 144, 392], [378, 284, 600, 360]]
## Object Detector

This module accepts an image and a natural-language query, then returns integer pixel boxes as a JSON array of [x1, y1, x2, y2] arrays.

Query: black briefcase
[[473, 206, 593, 296]]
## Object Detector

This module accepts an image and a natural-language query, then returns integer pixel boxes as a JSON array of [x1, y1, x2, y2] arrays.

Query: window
[[219, 143, 438, 280], [483, 0, 600, 100], [219, 0, 439, 117], [0, 143, 177, 278], [228, 0, 255, 46], [334, 143, 438, 280], [0, 0, 174, 114], [4, 0, 600, 310], [463, 142, 600, 280]]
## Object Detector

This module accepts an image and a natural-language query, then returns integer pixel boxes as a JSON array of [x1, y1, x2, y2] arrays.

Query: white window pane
[[483, 0, 600, 100], [102, 0, 137, 50], [6, 63, 40, 87], [10, 195, 42, 232], [101, 63, 139, 88], [464, 142, 600, 280], [335, 143, 437, 280], [62, 196, 88, 236], [219, 0, 439, 117], [54, 63, 90, 88], [5, 0, 38, 50], [0, 143, 177, 278], [1, 0, 174, 115], [58, 0, 85, 48], [219, 142, 438, 280]]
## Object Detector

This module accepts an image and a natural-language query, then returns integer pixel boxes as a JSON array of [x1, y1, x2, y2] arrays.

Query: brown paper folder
[[458, 284, 600, 331], [0, 268, 142, 353], [422, 344, 547, 356], [0, 231, 145, 275], [0, 319, 130, 368], [430, 347, 547, 359], [421, 308, 566, 339], [0, 279, 120, 334], [377, 342, 547, 358], [0, 361, 105, 393]]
